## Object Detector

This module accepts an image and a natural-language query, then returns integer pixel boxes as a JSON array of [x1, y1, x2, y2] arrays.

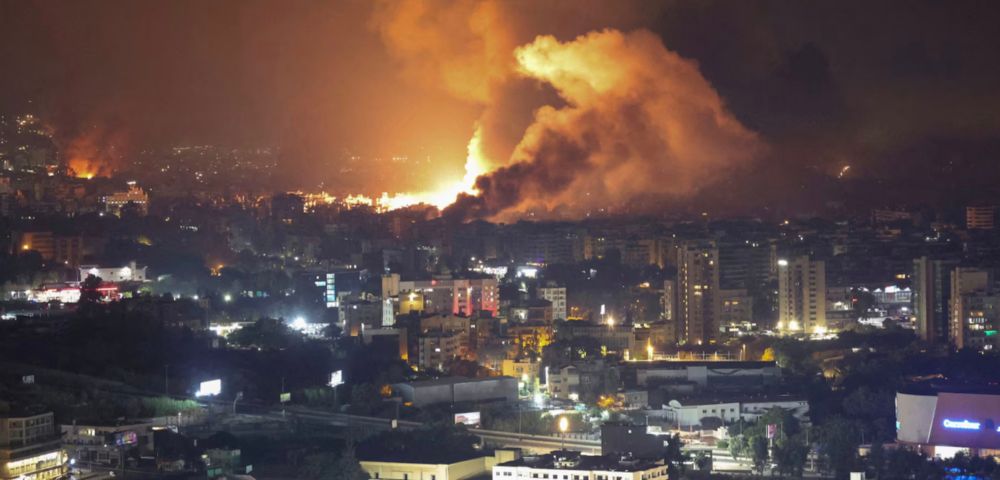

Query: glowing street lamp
[[558, 416, 569, 450], [646, 342, 654, 361]]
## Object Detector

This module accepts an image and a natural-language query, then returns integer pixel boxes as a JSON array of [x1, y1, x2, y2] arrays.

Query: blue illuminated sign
[[942, 419, 981, 430]]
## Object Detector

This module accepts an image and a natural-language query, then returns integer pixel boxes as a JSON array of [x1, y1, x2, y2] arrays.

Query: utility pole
[[164, 364, 169, 395]]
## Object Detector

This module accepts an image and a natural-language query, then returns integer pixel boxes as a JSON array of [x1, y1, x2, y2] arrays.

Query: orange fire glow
[[64, 128, 123, 179], [369, 126, 487, 211]]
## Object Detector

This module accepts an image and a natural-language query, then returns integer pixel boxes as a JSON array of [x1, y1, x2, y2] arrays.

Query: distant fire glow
[[307, 127, 488, 213]]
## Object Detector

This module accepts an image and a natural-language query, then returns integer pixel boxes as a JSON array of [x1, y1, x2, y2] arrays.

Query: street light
[[558, 416, 569, 450], [646, 342, 654, 361]]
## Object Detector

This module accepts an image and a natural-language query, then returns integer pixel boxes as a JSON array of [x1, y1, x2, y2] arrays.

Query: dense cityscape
[[4, 1, 1000, 480]]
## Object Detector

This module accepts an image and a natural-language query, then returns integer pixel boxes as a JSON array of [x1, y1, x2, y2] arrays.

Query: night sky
[[3, 0, 1000, 214]]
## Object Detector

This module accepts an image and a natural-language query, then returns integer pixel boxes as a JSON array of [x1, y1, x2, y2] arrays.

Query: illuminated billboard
[[454, 411, 481, 427], [114, 431, 138, 446], [329, 370, 343, 388], [195, 379, 222, 397]]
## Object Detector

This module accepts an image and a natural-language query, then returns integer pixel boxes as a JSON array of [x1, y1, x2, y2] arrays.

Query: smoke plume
[[450, 30, 764, 219], [64, 126, 126, 179], [372, 3, 764, 220]]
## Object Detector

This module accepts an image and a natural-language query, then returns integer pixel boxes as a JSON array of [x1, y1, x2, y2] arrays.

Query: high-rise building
[[912, 257, 959, 344], [661, 279, 675, 322], [0, 411, 67, 480], [677, 241, 719, 345], [966, 205, 997, 230], [949, 268, 996, 350], [777, 256, 827, 334], [538, 285, 567, 320]]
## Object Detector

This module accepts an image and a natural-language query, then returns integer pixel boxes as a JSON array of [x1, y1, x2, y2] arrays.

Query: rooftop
[[403, 376, 515, 387], [498, 451, 661, 472]]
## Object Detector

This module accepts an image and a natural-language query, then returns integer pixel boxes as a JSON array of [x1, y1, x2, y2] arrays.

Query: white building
[[661, 395, 809, 429], [79, 261, 148, 282], [493, 451, 667, 480], [538, 286, 567, 321]]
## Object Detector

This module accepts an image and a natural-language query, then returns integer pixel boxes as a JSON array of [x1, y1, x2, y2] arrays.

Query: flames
[[367, 126, 487, 211], [371, 2, 764, 220], [64, 127, 123, 179]]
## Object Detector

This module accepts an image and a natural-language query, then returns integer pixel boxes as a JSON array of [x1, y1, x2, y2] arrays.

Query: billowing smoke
[[372, 3, 764, 220], [450, 30, 764, 219]]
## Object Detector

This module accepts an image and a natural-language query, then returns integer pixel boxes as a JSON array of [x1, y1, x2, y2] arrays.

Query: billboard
[[195, 379, 222, 397], [114, 431, 138, 446], [454, 411, 481, 427], [329, 370, 343, 388], [280, 392, 291, 403]]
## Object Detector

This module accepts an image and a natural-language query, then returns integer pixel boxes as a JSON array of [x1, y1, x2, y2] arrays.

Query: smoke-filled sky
[[4, 0, 1000, 216]]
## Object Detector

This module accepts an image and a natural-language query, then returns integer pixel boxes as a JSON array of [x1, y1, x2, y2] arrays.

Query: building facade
[[777, 256, 827, 334], [913, 257, 958, 343], [677, 241, 720, 345], [0, 412, 67, 480]]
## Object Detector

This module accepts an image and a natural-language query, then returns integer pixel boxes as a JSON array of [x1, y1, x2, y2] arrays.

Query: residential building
[[417, 330, 466, 371], [14, 231, 101, 266], [777, 256, 827, 334], [677, 240, 719, 345], [538, 285, 567, 321], [661, 280, 675, 322], [399, 277, 499, 316], [966, 205, 997, 230], [950, 268, 996, 350], [0, 411, 67, 480]]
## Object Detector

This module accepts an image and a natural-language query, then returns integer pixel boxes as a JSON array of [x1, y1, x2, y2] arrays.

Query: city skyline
[[3, 1, 1000, 218]]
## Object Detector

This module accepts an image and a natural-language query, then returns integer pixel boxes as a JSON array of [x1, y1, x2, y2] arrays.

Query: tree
[[227, 317, 303, 350], [349, 383, 381, 415], [78, 274, 105, 317], [299, 445, 367, 480], [664, 433, 687, 478], [751, 436, 769, 474], [773, 434, 809, 477], [866, 441, 885, 479], [817, 416, 860, 479]]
